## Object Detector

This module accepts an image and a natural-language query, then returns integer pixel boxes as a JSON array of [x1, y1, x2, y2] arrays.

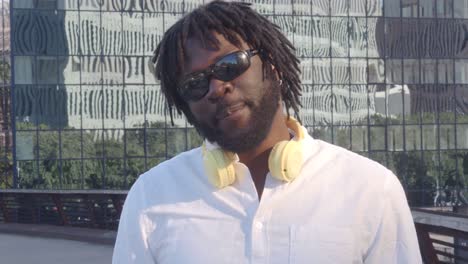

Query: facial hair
[[193, 76, 281, 153]]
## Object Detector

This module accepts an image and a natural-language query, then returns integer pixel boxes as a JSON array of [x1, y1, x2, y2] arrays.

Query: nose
[[206, 78, 233, 102]]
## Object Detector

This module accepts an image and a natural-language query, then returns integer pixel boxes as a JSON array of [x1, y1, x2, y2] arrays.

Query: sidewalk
[[0, 223, 116, 264]]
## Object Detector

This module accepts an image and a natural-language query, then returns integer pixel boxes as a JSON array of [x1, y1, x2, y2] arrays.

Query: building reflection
[[5, 0, 468, 199]]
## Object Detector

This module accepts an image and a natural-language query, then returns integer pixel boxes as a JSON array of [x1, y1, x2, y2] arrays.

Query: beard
[[193, 77, 281, 153]]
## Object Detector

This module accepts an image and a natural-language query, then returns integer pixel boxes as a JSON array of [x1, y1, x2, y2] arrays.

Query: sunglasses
[[177, 49, 259, 102]]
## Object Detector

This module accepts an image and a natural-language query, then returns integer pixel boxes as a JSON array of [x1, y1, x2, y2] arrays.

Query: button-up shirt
[[113, 127, 422, 263]]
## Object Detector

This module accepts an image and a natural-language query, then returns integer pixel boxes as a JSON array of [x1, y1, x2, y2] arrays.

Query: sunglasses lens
[[179, 75, 209, 101], [178, 50, 255, 101], [213, 51, 249, 81]]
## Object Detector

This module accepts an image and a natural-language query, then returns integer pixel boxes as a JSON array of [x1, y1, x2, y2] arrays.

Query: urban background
[[0, 0, 467, 208]]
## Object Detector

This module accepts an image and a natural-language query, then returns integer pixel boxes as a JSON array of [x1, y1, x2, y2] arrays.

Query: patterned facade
[[0, 0, 467, 207]]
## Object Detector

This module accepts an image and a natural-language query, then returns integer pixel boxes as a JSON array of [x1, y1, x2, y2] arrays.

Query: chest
[[146, 202, 364, 264]]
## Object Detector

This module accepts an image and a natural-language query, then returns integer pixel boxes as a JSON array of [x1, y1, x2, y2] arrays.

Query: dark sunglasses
[[177, 49, 259, 102]]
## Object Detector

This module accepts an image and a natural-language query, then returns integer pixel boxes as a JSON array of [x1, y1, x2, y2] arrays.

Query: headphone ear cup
[[203, 149, 236, 188], [268, 141, 303, 182]]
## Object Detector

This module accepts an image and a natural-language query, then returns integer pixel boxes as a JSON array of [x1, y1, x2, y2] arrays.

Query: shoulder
[[305, 136, 392, 175], [301, 135, 402, 197]]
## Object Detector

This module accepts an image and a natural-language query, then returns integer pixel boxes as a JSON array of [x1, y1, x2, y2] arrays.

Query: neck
[[238, 107, 290, 166]]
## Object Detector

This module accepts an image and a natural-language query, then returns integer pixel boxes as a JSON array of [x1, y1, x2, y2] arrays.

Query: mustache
[[214, 100, 254, 121]]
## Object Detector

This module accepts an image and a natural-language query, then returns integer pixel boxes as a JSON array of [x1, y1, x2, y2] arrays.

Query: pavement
[[0, 223, 116, 264]]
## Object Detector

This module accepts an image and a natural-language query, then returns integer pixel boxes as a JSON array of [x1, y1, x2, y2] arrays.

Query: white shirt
[[113, 127, 422, 264]]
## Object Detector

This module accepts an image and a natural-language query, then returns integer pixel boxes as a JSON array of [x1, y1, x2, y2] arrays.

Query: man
[[113, 1, 422, 263]]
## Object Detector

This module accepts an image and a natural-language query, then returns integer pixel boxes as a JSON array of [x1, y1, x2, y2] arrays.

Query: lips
[[215, 102, 245, 120]]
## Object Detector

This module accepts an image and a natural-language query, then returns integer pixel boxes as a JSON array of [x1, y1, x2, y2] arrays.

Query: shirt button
[[254, 221, 263, 229]]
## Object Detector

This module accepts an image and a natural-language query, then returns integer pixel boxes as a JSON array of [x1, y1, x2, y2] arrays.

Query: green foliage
[[17, 122, 204, 190], [0, 152, 14, 188], [0, 61, 10, 83], [390, 152, 435, 206]]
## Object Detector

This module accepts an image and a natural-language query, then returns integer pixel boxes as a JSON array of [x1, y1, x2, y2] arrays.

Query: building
[[0, 0, 467, 207]]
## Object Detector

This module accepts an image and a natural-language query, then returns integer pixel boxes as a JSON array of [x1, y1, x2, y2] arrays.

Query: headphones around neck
[[202, 117, 305, 188]]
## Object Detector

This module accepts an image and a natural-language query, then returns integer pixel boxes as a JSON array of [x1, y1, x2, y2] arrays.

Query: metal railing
[[0, 189, 127, 230], [3, 190, 468, 263], [413, 208, 468, 263]]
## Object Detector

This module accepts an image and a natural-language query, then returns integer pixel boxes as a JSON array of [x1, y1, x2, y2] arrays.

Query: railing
[[0, 189, 127, 230], [413, 208, 468, 264], [2, 189, 468, 262]]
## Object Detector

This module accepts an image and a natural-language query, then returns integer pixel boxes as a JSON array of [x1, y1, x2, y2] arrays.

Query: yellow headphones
[[202, 117, 304, 188]]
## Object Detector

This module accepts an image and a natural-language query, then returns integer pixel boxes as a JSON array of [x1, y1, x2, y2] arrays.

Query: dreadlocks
[[152, 0, 302, 125]]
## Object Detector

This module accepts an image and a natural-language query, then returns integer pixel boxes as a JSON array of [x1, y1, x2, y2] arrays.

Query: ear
[[270, 64, 281, 81]]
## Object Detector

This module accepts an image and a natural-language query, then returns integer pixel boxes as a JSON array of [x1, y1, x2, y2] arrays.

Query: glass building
[[0, 0, 467, 207]]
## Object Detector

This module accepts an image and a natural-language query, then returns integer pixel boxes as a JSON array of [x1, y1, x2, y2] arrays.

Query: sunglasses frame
[[177, 49, 259, 102]]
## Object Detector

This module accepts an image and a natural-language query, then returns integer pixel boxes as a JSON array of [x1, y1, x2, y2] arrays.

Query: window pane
[[83, 158, 103, 189], [38, 130, 59, 160], [104, 158, 124, 189], [334, 126, 351, 150], [16, 131, 36, 160], [61, 130, 82, 159], [125, 129, 145, 157], [80, 12, 101, 55], [61, 159, 83, 189], [406, 125, 421, 151], [126, 158, 146, 187], [351, 126, 368, 151], [18, 160, 39, 188], [370, 126, 386, 151], [146, 128, 165, 157]]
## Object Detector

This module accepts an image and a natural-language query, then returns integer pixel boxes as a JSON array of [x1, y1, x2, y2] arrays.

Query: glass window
[[17, 160, 39, 188], [367, 0, 383, 16], [104, 158, 124, 189], [456, 59, 468, 83], [80, 57, 102, 85], [454, 0, 468, 18], [36, 56, 58, 84], [311, 126, 333, 143], [125, 129, 145, 157], [61, 56, 81, 84], [124, 57, 144, 84], [312, 0, 330, 15], [351, 126, 368, 151], [125, 158, 146, 187], [83, 158, 103, 189], [312, 17, 331, 58], [146, 128, 166, 157], [14, 56, 34, 84], [61, 130, 82, 159], [61, 159, 83, 189], [350, 59, 368, 84], [334, 126, 351, 149], [102, 12, 122, 55], [102, 85, 124, 129], [294, 16, 313, 58], [387, 125, 404, 151], [370, 125, 386, 150], [79, 12, 101, 55], [440, 124, 456, 150]]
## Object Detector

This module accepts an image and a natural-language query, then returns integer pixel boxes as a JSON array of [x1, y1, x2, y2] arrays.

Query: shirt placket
[[251, 178, 279, 264], [234, 162, 275, 264], [251, 209, 268, 263]]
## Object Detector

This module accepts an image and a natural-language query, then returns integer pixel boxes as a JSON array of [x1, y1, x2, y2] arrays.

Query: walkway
[[0, 223, 116, 264]]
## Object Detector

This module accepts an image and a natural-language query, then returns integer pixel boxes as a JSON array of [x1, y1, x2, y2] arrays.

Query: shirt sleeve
[[364, 171, 423, 264], [112, 180, 156, 264]]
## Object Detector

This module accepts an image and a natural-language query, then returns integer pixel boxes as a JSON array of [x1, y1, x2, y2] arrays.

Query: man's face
[[182, 33, 281, 153]]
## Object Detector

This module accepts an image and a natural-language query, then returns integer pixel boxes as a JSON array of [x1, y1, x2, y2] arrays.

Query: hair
[[152, 0, 302, 125]]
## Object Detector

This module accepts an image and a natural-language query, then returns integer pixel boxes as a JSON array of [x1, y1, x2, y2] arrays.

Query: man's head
[[152, 0, 302, 152]]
